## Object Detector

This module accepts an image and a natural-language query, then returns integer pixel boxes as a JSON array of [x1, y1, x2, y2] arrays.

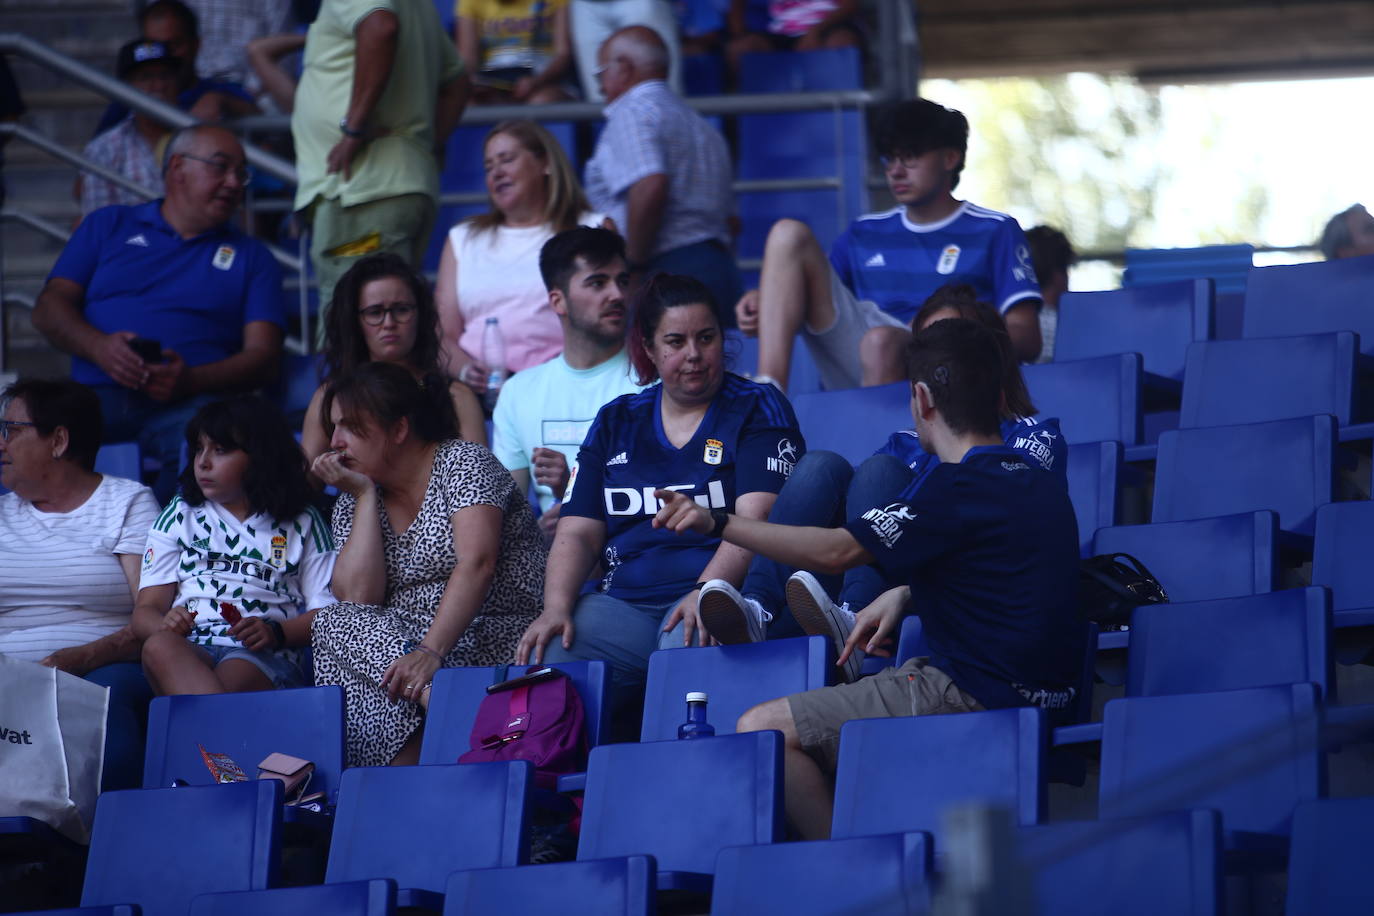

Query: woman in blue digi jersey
[[516, 273, 805, 699]]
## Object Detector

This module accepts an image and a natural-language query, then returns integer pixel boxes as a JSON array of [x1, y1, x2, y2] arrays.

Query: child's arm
[[130, 583, 187, 639]]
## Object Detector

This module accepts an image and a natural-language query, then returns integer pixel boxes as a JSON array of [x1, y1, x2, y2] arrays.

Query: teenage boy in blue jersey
[[735, 98, 1042, 392], [654, 318, 1083, 840], [32, 125, 285, 503]]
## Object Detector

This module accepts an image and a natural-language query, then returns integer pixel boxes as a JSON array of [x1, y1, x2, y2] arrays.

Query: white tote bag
[[0, 655, 109, 843]]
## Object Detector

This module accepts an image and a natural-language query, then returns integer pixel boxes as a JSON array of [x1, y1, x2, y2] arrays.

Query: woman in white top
[[0, 379, 161, 789], [435, 119, 610, 395]]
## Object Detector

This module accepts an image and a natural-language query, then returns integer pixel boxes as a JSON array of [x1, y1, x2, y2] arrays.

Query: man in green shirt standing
[[292, 0, 471, 329]]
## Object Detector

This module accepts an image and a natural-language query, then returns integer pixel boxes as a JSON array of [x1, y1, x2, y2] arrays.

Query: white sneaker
[[699, 579, 771, 644], [786, 571, 861, 683]]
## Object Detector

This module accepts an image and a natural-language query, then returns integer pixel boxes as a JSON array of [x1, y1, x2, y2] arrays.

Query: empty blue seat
[[738, 47, 863, 92], [143, 687, 345, 805], [10, 908, 140, 915], [1152, 415, 1335, 538], [1024, 354, 1143, 447], [417, 665, 505, 764], [578, 732, 783, 891], [1098, 684, 1323, 852], [1285, 798, 1374, 915], [1311, 501, 1374, 630], [640, 636, 831, 741], [1055, 279, 1213, 385], [94, 442, 142, 481], [1123, 244, 1253, 297], [326, 762, 531, 909], [830, 708, 1045, 847], [83, 781, 281, 916], [271, 352, 325, 428], [1126, 588, 1331, 699], [727, 329, 824, 395], [789, 383, 910, 466], [1019, 810, 1222, 916], [443, 856, 655, 916], [711, 832, 932, 915], [1092, 511, 1277, 604], [1242, 254, 1374, 356], [682, 53, 724, 95], [1066, 441, 1122, 557], [1179, 332, 1359, 429], [189, 880, 396, 915]]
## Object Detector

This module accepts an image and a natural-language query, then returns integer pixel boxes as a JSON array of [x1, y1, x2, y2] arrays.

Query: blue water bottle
[[678, 691, 715, 739]]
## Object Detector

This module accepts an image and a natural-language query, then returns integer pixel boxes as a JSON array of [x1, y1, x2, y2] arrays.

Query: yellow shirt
[[456, 0, 565, 73], [292, 0, 465, 210]]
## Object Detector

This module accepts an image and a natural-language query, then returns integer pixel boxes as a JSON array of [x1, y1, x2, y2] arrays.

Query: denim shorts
[[199, 643, 308, 689]]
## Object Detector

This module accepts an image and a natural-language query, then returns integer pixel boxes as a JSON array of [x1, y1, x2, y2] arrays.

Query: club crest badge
[[936, 244, 960, 275], [270, 535, 287, 569], [212, 244, 236, 271], [703, 438, 724, 465]]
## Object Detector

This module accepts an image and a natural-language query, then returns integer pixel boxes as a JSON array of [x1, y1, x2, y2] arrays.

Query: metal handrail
[[0, 32, 297, 183], [1, 206, 72, 245]]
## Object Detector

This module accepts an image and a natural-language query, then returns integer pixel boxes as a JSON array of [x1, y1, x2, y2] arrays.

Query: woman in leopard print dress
[[311, 363, 544, 766]]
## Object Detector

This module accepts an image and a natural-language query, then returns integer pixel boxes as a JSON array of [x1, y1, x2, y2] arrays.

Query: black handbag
[[1079, 552, 1169, 630]]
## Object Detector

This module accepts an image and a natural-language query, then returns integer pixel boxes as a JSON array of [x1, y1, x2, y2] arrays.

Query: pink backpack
[[458, 667, 588, 790]]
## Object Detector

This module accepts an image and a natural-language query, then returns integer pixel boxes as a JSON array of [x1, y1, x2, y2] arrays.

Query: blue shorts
[[198, 643, 308, 689]]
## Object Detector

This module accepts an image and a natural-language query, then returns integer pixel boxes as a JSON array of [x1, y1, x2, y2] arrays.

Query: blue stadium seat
[[1066, 441, 1122, 557], [789, 383, 909, 466], [1055, 279, 1214, 386], [1097, 684, 1323, 854], [326, 762, 531, 910], [640, 636, 831, 742], [443, 856, 656, 916], [1179, 332, 1360, 430], [1152, 414, 1335, 538], [82, 780, 282, 916], [1242, 254, 1374, 356], [738, 47, 863, 91], [10, 908, 140, 915], [143, 687, 345, 806], [682, 53, 724, 96], [1091, 511, 1278, 605], [417, 665, 505, 764], [1123, 244, 1253, 296], [271, 352, 325, 429], [1126, 588, 1331, 700], [1019, 810, 1222, 916], [726, 330, 824, 395], [94, 442, 142, 482], [189, 880, 396, 916], [830, 708, 1046, 848], [711, 832, 932, 915], [1285, 798, 1374, 915], [1024, 354, 1143, 448], [577, 732, 783, 891], [1311, 501, 1374, 630]]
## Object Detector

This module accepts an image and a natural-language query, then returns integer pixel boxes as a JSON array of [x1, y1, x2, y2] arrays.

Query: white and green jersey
[[141, 496, 337, 648]]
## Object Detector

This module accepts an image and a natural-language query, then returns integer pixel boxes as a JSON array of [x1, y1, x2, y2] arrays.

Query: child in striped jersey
[[133, 397, 337, 695]]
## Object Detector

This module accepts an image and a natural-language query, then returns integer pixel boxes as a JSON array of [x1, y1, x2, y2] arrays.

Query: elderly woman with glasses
[[0, 379, 161, 789], [302, 254, 486, 474]]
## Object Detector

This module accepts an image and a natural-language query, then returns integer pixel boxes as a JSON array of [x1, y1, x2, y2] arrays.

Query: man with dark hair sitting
[[1025, 224, 1075, 363], [653, 317, 1083, 840]]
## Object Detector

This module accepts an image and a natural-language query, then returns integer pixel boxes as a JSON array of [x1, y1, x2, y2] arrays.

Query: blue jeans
[[95, 387, 213, 504], [85, 662, 154, 792], [739, 451, 914, 635], [542, 592, 691, 693]]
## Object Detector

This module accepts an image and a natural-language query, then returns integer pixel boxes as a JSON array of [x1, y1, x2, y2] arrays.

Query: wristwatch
[[710, 508, 730, 538], [339, 118, 366, 139]]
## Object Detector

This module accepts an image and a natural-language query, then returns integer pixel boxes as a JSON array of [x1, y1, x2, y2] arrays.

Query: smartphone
[[219, 602, 242, 626], [128, 337, 163, 363], [486, 666, 559, 694]]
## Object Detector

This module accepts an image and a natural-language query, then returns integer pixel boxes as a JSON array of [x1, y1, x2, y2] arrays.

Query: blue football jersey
[[876, 416, 1067, 486], [829, 203, 1042, 325], [564, 374, 805, 603], [844, 446, 1083, 716]]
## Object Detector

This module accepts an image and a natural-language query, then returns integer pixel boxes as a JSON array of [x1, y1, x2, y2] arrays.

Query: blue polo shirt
[[845, 445, 1083, 716], [49, 201, 285, 388]]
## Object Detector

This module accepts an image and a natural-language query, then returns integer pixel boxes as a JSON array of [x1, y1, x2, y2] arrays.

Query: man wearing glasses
[[735, 99, 1044, 392], [32, 125, 285, 503]]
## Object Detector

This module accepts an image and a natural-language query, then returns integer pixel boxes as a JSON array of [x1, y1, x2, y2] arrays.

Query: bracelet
[[412, 644, 444, 663], [710, 508, 730, 539], [266, 618, 286, 650]]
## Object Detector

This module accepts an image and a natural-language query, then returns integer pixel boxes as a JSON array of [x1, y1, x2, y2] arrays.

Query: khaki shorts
[[787, 657, 984, 772], [800, 266, 909, 391]]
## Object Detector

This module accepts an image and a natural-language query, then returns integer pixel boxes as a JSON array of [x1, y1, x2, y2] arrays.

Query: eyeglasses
[[180, 154, 253, 183], [0, 420, 36, 441], [359, 304, 418, 326], [879, 154, 928, 171]]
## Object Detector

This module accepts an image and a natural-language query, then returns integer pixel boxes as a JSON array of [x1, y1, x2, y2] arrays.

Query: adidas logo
[[864, 253, 886, 268], [126, 234, 149, 247], [191, 537, 210, 550], [606, 452, 628, 466]]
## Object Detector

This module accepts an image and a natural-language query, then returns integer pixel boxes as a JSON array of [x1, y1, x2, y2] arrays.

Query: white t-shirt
[[448, 211, 606, 373], [140, 497, 338, 649], [0, 475, 160, 662], [491, 349, 643, 511]]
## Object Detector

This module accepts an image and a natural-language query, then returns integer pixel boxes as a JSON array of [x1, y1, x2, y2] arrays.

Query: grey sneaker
[[786, 571, 861, 683], [699, 579, 771, 644]]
